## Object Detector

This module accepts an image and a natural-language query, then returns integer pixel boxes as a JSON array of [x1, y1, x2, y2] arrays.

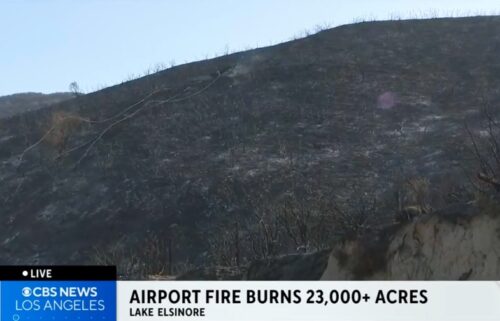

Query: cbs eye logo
[[22, 287, 32, 297]]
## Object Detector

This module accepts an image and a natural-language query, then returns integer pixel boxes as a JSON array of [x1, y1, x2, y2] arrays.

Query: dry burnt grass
[[2, 16, 500, 278]]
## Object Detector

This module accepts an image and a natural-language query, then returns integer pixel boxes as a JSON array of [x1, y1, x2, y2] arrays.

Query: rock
[[322, 211, 500, 280]]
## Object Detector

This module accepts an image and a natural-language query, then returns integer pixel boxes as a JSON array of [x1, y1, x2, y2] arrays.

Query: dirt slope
[[322, 208, 500, 280]]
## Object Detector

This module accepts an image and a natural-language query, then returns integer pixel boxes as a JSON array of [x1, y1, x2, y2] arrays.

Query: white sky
[[0, 0, 499, 95]]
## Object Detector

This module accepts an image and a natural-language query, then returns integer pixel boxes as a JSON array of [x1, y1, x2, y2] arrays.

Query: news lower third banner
[[1, 267, 500, 321], [0, 266, 117, 321]]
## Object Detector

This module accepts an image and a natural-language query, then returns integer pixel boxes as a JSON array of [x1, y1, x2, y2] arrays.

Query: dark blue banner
[[1, 280, 116, 321]]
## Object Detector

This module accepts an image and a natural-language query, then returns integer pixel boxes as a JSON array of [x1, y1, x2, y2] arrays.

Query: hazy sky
[[0, 0, 499, 95]]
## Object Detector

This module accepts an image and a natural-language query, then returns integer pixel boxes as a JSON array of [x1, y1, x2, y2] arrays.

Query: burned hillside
[[2, 16, 500, 278]]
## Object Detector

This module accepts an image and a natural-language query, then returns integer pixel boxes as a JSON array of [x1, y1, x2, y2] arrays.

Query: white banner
[[117, 281, 500, 321]]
